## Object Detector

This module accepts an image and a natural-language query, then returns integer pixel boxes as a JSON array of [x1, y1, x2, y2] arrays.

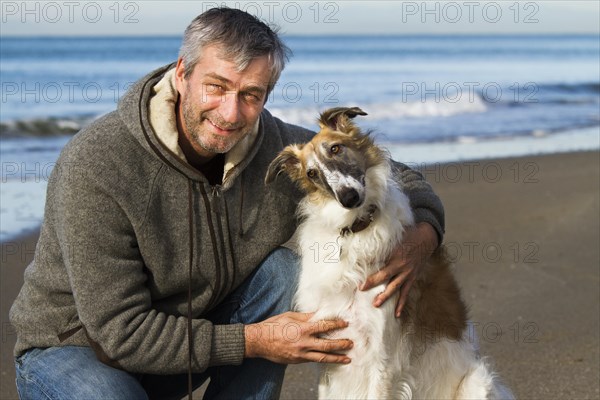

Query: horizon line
[[3, 32, 599, 38]]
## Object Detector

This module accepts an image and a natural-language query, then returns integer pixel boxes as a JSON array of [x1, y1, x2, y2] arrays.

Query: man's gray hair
[[179, 7, 292, 94]]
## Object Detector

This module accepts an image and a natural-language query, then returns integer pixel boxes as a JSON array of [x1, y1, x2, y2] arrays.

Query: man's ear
[[174, 58, 186, 94], [318, 107, 368, 132], [265, 145, 303, 184]]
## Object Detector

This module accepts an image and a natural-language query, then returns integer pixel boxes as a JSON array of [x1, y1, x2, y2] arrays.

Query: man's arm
[[391, 160, 445, 243], [361, 160, 445, 317]]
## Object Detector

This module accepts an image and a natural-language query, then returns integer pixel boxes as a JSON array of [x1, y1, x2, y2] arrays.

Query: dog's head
[[265, 107, 384, 209]]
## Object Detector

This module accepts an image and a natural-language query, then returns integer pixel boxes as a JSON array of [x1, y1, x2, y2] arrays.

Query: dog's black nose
[[339, 188, 362, 209]]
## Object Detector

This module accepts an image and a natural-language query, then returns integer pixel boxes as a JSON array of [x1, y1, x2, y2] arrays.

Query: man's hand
[[244, 312, 353, 365], [360, 222, 438, 318]]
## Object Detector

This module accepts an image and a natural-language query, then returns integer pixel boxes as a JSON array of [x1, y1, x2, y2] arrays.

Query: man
[[10, 8, 444, 400]]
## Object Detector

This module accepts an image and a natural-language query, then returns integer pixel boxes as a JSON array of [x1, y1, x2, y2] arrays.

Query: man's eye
[[205, 83, 223, 93], [243, 92, 261, 103]]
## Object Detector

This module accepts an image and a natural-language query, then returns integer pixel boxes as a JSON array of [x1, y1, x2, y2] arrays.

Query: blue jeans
[[14, 247, 300, 400]]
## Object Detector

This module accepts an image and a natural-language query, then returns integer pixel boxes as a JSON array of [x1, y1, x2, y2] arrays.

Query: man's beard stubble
[[181, 95, 249, 155]]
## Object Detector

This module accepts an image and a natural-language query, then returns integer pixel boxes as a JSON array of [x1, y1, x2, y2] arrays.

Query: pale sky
[[2, 1, 599, 36]]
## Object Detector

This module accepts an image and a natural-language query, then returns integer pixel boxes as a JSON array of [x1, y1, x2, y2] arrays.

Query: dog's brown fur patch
[[403, 246, 468, 346]]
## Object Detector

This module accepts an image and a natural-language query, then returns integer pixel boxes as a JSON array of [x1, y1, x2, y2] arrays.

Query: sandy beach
[[1, 151, 599, 400]]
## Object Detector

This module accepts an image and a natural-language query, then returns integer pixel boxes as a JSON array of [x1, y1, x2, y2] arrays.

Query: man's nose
[[219, 92, 241, 124]]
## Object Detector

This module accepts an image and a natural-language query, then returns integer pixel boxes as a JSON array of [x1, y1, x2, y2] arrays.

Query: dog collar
[[340, 204, 378, 237]]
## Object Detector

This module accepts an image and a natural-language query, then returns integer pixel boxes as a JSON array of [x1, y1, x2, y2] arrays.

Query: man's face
[[175, 44, 271, 160]]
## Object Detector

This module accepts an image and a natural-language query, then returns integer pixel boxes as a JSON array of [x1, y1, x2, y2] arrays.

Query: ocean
[[1, 35, 599, 240]]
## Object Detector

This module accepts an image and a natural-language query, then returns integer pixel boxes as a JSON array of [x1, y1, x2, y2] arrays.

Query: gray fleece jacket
[[10, 63, 445, 374]]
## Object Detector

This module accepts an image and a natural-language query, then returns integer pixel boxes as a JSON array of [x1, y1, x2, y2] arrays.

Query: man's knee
[[262, 245, 299, 276], [257, 246, 300, 300], [231, 247, 300, 323]]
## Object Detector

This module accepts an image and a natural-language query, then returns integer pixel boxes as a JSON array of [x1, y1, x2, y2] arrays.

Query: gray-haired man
[[10, 8, 444, 399]]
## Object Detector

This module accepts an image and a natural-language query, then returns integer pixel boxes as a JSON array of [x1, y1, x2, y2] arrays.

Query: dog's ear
[[265, 145, 302, 184], [318, 107, 368, 132]]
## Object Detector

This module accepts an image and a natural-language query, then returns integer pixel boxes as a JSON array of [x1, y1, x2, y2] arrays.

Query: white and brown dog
[[266, 107, 513, 399]]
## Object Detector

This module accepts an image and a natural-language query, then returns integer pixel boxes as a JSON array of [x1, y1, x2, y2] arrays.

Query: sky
[[1, 1, 599, 36]]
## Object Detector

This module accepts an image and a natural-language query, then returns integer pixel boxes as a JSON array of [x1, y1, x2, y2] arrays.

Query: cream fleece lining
[[148, 68, 259, 180]]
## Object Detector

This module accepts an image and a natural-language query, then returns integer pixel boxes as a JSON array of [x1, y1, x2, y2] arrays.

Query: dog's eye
[[307, 169, 318, 179], [330, 144, 341, 155]]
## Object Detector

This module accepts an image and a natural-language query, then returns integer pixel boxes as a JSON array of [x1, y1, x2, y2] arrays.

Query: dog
[[265, 107, 514, 399]]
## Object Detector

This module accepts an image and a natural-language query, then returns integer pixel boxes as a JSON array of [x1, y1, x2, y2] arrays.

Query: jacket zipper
[[210, 185, 233, 300], [198, 183, 222, 311]]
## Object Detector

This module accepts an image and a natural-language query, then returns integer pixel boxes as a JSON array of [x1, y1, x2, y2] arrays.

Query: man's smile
[[205, 118, 242, 135]]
